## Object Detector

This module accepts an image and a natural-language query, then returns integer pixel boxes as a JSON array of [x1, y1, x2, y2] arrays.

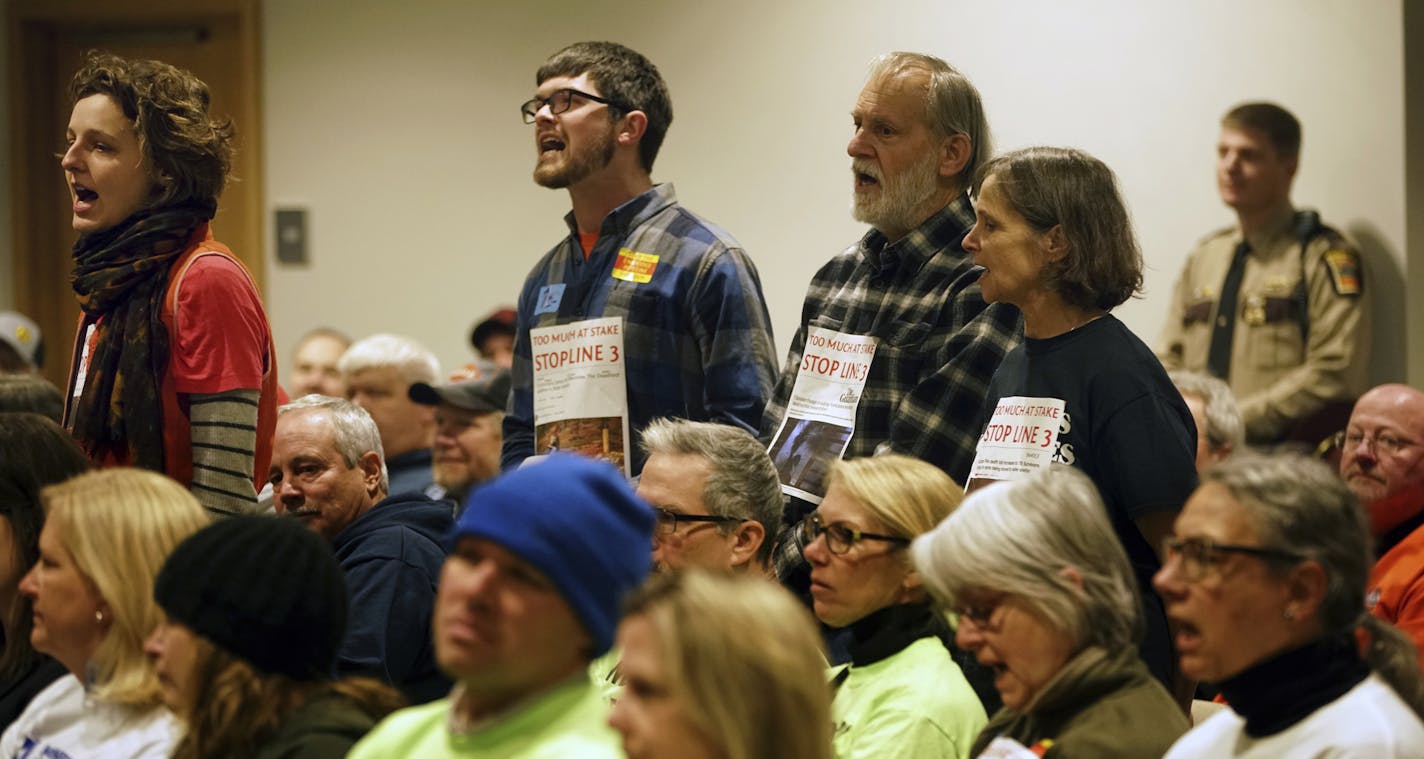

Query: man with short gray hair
[[1169, 370, 1244, 473], [763, 52, 1021, 543], [636, 418, 782, 575], [271, 395, 452, 703], [339, 333, 442, 497]]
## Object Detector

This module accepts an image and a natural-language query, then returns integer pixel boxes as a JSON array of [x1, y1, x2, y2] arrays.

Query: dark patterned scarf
[[69, 200, 215, 472]]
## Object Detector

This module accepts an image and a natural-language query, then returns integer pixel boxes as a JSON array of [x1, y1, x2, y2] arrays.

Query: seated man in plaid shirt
[[764, 52, 1021, 585]]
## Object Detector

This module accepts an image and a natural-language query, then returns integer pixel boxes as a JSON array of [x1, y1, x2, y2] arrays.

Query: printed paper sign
[[967, 396, 1066, 483], [767, 327, 877, 502], [530, 316, 631, 475]]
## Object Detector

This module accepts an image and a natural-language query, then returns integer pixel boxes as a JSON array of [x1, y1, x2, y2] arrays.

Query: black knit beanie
[[153, 515, 348, 682]]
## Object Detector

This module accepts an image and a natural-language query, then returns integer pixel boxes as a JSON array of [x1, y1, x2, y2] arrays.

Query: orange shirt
[[1367, 520, 1424, 662]]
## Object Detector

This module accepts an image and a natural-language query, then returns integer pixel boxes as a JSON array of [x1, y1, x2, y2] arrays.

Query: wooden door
[[7, 0, 261, 391]]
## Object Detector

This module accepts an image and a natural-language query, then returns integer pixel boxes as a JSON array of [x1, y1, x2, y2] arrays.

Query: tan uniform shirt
[[1157, 208, 1368, 443]]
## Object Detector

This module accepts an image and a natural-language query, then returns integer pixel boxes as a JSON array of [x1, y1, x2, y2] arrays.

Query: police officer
[[1158, 102, 1368, 446]]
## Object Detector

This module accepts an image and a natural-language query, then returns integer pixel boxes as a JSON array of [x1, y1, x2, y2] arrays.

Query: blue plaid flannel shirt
[[503, 183, 778, 476]]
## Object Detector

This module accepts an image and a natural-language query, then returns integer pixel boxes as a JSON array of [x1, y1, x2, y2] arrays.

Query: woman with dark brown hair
[[963, 147, 1198, 693], [0, 413, 89, 727], [146, 515, 403, 758], [59, 51, 276, 516]]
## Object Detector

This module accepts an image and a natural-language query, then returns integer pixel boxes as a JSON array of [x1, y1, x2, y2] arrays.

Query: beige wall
[[8, 0, 1414, 386]]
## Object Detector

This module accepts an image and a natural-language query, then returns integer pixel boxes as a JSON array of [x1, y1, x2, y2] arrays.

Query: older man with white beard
[[763, 54, 1021, 579]]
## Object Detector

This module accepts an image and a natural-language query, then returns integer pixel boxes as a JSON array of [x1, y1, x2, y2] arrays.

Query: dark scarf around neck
[[68, 201, 215, 472], [845, 603, 941, 667], [1216, 632, 1368, 738]]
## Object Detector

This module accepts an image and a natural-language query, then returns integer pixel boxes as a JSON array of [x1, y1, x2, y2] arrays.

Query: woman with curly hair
[[59, 51, 276, 516], [146, 515, 403, 758]]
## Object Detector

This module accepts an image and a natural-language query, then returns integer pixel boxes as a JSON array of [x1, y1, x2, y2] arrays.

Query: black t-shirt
[[982, 314, 1198, 580], [980, 315, 1198, 685]]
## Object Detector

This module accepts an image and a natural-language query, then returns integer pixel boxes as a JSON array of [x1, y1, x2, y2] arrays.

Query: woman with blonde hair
[[609, 569, 831, 759], [0, 468, 208, 757], [914, 466, 1188, 757], [801, 454, 985, 758], [147, 515, 403, 758]]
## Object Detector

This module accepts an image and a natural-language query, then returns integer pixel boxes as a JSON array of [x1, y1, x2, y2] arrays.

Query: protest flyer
[[768, 327, 877, 502], [530, 316, 630, 475]]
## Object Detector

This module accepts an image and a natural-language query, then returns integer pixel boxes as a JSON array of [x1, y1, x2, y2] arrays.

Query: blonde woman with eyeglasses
[[1156, 453, 1424, 758], [914, 465, 1188, 758], [802, 454, 985, 759]]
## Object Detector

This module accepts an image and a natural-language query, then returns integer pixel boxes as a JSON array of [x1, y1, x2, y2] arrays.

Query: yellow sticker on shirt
[[611, 249, 659, 283], [1323, 249, 1362, 296]]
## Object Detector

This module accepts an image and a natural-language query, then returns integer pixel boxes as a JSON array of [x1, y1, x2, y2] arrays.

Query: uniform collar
[[1238, 205, 1297, 253]]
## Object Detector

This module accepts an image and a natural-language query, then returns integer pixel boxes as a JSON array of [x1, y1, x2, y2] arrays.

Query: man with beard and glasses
[[764, 52, 1021, 588], [505, 41, 777, 477]]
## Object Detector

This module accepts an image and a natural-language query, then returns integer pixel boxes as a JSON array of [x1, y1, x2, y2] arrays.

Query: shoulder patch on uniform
[[1322, 249, 1362, 296]]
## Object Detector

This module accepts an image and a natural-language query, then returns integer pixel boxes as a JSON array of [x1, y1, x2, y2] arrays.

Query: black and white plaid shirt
[[763, 194, 1022, 487]]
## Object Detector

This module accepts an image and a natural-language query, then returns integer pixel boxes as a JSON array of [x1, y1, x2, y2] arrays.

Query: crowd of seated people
[[1, 32, 1420, 759]]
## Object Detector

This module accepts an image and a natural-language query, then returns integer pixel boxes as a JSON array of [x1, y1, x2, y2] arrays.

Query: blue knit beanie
[[453, 454, 653, 656]]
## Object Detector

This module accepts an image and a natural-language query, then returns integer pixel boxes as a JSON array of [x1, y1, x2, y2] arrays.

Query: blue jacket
[[332, 491, 453, 704]]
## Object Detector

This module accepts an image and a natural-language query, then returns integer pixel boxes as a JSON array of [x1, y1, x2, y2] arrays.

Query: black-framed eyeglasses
[[800, 513, 908, 555], [1162, 536, 1305, 583], [520, 88, 632, 124], [652, 507, 742, 537]]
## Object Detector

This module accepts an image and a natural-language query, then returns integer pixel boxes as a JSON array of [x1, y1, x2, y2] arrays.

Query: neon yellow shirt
[[348, 676, 620, 759]]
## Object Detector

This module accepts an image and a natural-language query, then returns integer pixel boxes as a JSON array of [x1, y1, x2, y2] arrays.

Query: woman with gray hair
[[1156, 453, 1424, 757], [963, 146, 1198, 689], [914, 466, 1188, 757]]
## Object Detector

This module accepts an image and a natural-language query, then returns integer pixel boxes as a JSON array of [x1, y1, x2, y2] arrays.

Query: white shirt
[[1164, 674, 1424, 758], [0, 675, 181, 759]]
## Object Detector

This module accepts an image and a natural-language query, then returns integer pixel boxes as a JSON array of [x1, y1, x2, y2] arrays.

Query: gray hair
[[1203, 453, 1424, 713], [279, 395, 389, 494], [972, 146, 1144, 312], [1169, 370, 1245, 452], [1203, 453, 1367, 635], [336, 333, 440, 385], [911, 466, 1141, 652], [640, 418, 784, 566], [867, 52, 992, 185]]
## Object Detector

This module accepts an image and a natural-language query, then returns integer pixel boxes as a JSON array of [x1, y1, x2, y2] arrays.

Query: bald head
[[1340, 384, 1424, 534]]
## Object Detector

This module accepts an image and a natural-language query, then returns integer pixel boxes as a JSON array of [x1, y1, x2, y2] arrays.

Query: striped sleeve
[[189, 389, 260, 516]]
